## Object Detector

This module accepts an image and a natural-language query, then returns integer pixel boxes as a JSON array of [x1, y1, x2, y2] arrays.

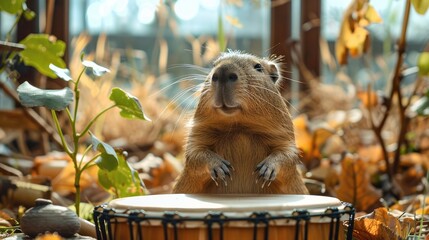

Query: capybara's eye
[[254, 63, 263, 72]]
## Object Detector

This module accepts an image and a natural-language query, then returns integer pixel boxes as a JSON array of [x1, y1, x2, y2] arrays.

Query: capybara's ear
[[268, 63, 280, 83]]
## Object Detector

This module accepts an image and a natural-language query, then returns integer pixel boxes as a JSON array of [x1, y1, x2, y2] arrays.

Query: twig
[[367, 83, 392, 180], [369, 0, 412, 177], [0, 41, 25, 52]]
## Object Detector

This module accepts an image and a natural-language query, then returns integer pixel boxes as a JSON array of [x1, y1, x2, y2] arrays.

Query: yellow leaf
[[225, 15, 243, 28], [335, 1, 381, 65], [364, 5, 382, 24], [412, 0, 429, 15], [345, 27, 368, 57]]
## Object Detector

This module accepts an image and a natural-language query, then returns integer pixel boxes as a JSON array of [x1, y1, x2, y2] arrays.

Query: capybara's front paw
[[209, 159, 233, 186], [255, 159, 278, 188]]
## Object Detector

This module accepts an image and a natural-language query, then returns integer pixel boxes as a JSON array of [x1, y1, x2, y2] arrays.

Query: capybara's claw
[[210, 159, 233, 186], [255, 160, 277, 188]]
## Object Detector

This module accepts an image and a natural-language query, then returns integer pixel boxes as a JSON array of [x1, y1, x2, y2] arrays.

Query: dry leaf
[[51, 156, 99, 196], [134, 153, 181, 190], [352, 208, 415, 240], [336, 154, 382, 212], [293, 115, 321, 169], [336, 0, 382, 64], [357, 90, 379, 108], [357, 145, 383, 164]]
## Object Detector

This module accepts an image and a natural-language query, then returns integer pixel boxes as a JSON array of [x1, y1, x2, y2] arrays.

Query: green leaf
[[17, 81, 73, 110], [410, 91, 429, 116], [82, 60, 110, 77], [412, 0, 429, 15], [19, 34, 66, 78], [0, 0, 25, 14], [90, 133, 118, 171], [418, 52, 429, 76], [98, 151, 146, 198], [49, 64, 72, 81], [109, 87, 150, 120]]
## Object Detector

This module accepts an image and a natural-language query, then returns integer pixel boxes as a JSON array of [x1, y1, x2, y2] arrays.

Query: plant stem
[[73, 67, 86, 124], [79, 144, 93, 170], [81, 153, 101, 172], [74, 169, 81, 217], [5, 12, 23, 42], [68, 68, 86, 217], [51, 110, 72, 155], [79, 105, 116, 137]]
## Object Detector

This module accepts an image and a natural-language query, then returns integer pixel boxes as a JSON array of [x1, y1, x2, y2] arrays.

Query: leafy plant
[[17, 59, 149, 216], [0, 1, 149, 215], [0, 1, 66, 77]]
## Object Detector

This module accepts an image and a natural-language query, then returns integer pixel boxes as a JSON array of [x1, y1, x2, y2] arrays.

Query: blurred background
[[1, 0, 429, 231]]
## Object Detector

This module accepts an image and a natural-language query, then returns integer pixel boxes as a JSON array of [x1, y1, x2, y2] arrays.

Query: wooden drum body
[[93, 194, 354, 240]]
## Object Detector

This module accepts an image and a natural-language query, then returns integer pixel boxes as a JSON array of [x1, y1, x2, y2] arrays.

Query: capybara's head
[[196, 51, 285, 120]]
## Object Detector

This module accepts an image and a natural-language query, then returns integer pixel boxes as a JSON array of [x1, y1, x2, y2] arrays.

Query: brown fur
[[173, 51, 308, 194]]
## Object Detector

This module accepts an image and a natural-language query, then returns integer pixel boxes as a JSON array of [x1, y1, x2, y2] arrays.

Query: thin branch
[[0, 41, 25, 52], [370, 0, 412, 176], [367, 83, 392, 180]]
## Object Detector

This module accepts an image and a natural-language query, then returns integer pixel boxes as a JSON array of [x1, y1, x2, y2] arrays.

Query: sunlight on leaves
[[17, 81, 73, 111], [109, 87, 151, 120], [0, 0, 25, 14], [19, 34, 66, 78], [49, 64, 72, 81], [82, 60, 110, 77], [90, 133, 119, 171], [98, 151, 146, 198], [352, 208, 415, 239], [336, 155, 381, 212]]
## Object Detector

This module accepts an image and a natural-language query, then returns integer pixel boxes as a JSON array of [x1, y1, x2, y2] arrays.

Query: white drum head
[[108, 194, 343, 214]]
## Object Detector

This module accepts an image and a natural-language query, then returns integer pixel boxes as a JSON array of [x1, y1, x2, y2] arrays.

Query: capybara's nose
[[212, 66, 238, 83]]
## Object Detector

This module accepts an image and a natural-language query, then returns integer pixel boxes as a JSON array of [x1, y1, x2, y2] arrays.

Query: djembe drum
[[93, 194, 354, 240]]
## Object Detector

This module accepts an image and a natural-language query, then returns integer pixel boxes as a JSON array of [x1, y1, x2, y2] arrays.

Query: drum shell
[[106, 219, 346, 240], [94, 194, 354, 240]]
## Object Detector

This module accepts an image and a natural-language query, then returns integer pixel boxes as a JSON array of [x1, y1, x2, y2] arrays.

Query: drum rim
[[108, 194, 343, 214]]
